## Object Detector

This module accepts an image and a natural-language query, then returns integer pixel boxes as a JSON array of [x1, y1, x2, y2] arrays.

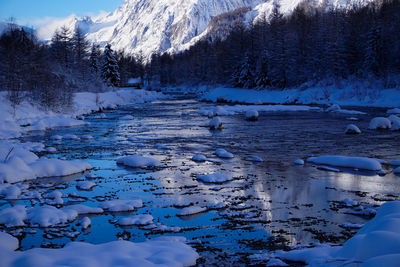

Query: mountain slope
[[38, 0, 373, 58]]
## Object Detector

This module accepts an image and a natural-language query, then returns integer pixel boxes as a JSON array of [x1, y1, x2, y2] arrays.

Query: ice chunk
[[394, 167, 400, 174], [117, 155, 160, 168], [369, 117, 391, 130], [118, 214, 153, 226], [100, 199, 143, 212], [215, 148, 234, 158], [196, 173, 233, 183], [27, 205, 78, 227], [345, 124, 361, 134], [307, 155, 382, 171]]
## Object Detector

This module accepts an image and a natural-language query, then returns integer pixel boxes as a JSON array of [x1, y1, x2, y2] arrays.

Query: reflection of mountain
[[38, 0, 373, 58]]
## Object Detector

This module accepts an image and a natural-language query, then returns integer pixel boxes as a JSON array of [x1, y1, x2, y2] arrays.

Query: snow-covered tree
[[89, 44, 100, 74], [101, 44, 120, 87]]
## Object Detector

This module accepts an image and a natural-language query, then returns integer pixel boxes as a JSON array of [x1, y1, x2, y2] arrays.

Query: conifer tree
[[101, 44, 120, 87]]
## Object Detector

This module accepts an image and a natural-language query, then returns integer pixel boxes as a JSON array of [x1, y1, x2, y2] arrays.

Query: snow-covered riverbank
[[202, 87, 400, 107], [0, 89, 165, 140]]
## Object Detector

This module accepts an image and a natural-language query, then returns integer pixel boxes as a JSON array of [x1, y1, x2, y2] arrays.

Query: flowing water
[[3, 98, 400, 265]]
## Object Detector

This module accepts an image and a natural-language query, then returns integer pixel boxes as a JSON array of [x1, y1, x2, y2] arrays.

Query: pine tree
[[89, 44, 100, 74], [72, 26, 89, 79], [101, 44, 120, 87]]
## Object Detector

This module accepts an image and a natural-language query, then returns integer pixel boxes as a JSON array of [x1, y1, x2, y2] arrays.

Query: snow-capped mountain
[[38, 0, 373, 58]]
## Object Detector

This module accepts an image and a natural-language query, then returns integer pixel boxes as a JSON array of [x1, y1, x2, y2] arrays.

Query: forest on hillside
[[147, 0, 400, 89], [0, 0, 399, 110]]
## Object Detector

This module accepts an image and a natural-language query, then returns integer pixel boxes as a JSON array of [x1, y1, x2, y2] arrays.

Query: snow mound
[[64, 205, 104, 215], [119, 214, 154, 226], [215, 148, 234, 159], [209, 117, 222, 130], [30, 158, 91, 178], [390, 160, 400, 166], [62, 134, 80, 140], [76, 181, 96, 191], [245, 110, 259, 121], [28, 205, 78, 227], [0, 239, 198, 267], [100, 199, 143, 212], [117, 155, 160, 168], [369, 117, 391, 130], [326, 104, 341, 112], [387, 115, 400, 124], [345, 124, 361, 134], [177, 206, 207, 216], [0, 206, 27, 227], [192, 154, 207, 162], [294, 159, 304, 165], [307, 155, 382, 171], [0, 232, 18, 251], [387, 108, 400, 114], [81, 217, 91, 229], [196, 173, 233, 183], [394, 167, 400, 174]]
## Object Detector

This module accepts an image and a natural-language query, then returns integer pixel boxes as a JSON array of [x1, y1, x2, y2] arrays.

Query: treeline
[[0, 25, 142, 111], [145, 0, 400, 89]]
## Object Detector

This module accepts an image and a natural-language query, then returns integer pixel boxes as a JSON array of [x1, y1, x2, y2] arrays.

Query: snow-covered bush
[[345, 124, 361, 134], [369, 117, 391, 130]]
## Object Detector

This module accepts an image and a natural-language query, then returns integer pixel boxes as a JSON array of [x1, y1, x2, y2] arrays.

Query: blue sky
[[0, 0, 124, 26]]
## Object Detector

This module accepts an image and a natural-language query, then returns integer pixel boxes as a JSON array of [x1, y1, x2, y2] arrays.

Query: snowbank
[[0, 238, 198, 267], [196, 173, 233, 183], [275, 201, 400, 266], [307, 156, 382, 171], [117, 155, 161, 168], [0, 141, 91, 183], [0, 89, 164, 140], [202, 87, 400, 107]]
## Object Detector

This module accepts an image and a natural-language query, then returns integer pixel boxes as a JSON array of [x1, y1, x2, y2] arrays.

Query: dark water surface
[[4, 99, 400, 265]]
